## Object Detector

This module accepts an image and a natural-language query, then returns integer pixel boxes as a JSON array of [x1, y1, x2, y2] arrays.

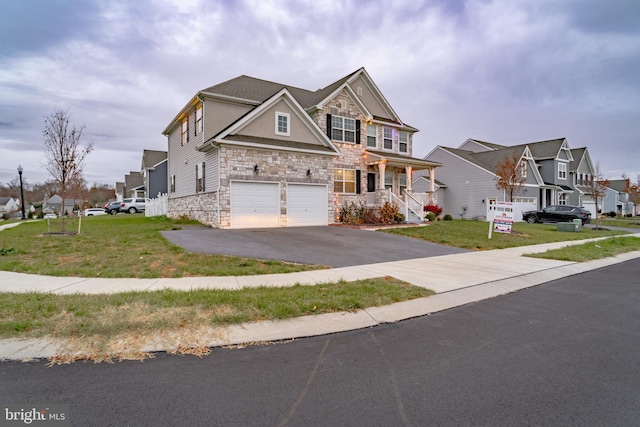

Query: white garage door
[[230, 181, 280, 229], [287, 184, 328, 226], [582, 201, 597, 218]]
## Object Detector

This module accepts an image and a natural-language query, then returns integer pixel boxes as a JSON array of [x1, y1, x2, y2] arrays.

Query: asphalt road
[[161, 225, 468, 267], [2, 258, 639, 426]]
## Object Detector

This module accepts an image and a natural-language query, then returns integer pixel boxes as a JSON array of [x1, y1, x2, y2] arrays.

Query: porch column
[[429, 168, 435, 193], [405, 166, 413, 192], [378, 161, 387, 190]]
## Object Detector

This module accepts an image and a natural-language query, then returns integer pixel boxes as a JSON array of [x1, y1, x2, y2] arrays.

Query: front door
[[367, 173, 376, 192]]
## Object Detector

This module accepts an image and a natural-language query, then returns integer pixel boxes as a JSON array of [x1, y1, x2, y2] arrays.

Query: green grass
[[0, 215, 325, 278], [382, 220, 628, 250], [0, 277, 433, 339], [598, 218, 640, 229], [525, 236, 640, 262]]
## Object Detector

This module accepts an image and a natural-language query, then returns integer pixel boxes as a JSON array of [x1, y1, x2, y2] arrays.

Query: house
[[123, 172, 144, 198], [43, 195, 75, 216], [602, 179, 634, 216], [161, 68, 441, 229], [141, 150, 168, 199], [420, 138, 596, 221], [115, 182, 124, 202], [0, 197, 19, 214]]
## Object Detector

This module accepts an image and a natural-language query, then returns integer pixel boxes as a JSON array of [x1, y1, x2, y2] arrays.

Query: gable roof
[[0, 197, 14, 205], [164, 67, 416, 135], [141, 150, 167, 170], [608, 179, 629, 192]]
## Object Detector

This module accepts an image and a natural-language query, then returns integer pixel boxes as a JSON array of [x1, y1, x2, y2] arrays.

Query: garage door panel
[[287, 184, 328, 227], [231, 182, 280, 229]]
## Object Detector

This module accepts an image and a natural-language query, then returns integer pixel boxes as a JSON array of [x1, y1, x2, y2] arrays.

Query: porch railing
[[405, 191, 424, 221]]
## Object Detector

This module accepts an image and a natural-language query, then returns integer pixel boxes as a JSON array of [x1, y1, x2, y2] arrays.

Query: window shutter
[[186, 118, 190, 142], [194, 108, 197, 135], [356, 170, 361, 194], [202, 162, 205, 192], [195, 164, 198, 192], [355, 120, 361, 144], [326, 114, 332, 139]]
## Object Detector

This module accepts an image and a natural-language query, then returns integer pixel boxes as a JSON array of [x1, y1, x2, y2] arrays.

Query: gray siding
[[148, 160, 168, 198]]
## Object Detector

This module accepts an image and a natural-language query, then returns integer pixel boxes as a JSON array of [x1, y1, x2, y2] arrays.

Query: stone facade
[[167, 192, 219, 226]]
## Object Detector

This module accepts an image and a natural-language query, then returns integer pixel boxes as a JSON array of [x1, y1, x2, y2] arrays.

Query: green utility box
[[557, 219, 582, 232]]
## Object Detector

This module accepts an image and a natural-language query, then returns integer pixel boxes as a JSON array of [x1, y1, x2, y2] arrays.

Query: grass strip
[[0, 277, 433, 339], [383, 220, 628, 250], [524, 236, 640, 262]]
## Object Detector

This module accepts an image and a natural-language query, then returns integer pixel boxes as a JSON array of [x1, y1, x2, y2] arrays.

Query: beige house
[[162, 68, 440, 229]]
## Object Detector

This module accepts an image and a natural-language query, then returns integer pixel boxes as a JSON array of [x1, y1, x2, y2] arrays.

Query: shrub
[[363, 207, 380, 224], [443, 214, 453, 221], [606, 211, 617, 218], [338, 201, 366, 225], [424, 204, 443, 216], [426, 211, 436, 221], [379, 202, 400, 224]]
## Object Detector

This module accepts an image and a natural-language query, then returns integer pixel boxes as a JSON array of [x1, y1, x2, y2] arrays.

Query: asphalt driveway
[[161, 226, 469, 267]]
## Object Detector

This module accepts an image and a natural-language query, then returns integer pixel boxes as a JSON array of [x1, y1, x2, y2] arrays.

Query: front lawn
[[382, 220, 628, 250], [0, 215, 325, 278], [525, 236, 640, 262]]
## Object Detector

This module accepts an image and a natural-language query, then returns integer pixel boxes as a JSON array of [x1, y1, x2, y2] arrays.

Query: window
[[170, 175, 175, 193], [383, 127, 393, 150], [195, 106, 203, 135], [331, 116, 355, 143], [399, 131, 408, 153], [275, 112, 290, 136], [367, 125, 377, 148], [558, 163, 567, 180], [196, 162, 205, 192], [385, 172, 393, 190], [399, 173, 406, 194], [181, 119, 189, 145], [334, 168, 356, 193], [559, 193, 567, 205]]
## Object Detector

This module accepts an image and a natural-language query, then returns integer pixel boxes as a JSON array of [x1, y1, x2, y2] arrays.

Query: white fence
[[146, 193, 168, 217]]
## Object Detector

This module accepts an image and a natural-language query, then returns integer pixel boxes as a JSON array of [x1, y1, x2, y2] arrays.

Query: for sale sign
[[488, 201, 514, 238]]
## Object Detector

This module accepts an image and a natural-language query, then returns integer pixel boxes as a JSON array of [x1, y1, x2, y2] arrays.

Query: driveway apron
[[161, 226, 469, 267]]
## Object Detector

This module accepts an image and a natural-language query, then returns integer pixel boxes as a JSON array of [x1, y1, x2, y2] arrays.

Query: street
[[1, 258, 639, 426]]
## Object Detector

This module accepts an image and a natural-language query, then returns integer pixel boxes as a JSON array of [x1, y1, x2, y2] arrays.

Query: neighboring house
[[141, 149, 168, 199], [420, 138, 590, 221], [43, 195, 75, 215], [602, 179, 634, 216], [567, 147, 597, 216], [0, 197, 19, 214], [162, 67, 441, 229], [123, 172, 144, 198]]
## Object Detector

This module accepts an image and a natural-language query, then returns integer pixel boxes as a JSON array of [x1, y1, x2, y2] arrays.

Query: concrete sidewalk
[[1, 235, 639, 361]]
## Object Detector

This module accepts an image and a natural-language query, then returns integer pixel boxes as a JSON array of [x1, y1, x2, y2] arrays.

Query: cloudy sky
[[1, 0, 639, 187]]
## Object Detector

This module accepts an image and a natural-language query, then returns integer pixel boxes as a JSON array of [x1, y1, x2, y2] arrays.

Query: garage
[[230, 181, 280, 229], [287, 183, 328, 226], [582, 200, 597, 218]]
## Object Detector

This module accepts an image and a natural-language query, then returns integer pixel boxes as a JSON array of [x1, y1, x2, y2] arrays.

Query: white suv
[[120, 198, 146, 213]]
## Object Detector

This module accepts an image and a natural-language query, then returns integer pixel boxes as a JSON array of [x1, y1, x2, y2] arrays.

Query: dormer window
[[275, 112, 290, 136]]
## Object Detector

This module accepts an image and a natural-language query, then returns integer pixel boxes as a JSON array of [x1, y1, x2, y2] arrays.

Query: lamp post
[[17, 165, 26, 220]]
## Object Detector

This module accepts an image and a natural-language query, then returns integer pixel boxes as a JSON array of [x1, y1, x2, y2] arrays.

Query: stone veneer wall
[[167, 192, 219, 227], [217, 145, 334, 228]]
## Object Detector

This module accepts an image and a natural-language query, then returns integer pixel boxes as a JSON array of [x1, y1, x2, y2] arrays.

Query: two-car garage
[[230, 181, 328, 229]]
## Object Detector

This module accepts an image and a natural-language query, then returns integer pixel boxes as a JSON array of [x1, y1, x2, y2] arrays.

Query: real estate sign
[[488, 201, 514, 238]]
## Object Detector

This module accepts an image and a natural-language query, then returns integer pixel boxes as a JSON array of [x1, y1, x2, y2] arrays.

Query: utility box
[[557, 220, 582, 232]]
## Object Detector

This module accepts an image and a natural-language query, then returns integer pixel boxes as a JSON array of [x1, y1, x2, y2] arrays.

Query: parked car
[[120, 198, 146, 213], [83, 208, 107, 216], [523, 205, 591, 225], [43, 213, 57, 219], [104, 201, 122, 215]]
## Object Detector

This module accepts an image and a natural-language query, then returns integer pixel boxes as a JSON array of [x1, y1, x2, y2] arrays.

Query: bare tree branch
[[494, 153, 527, 202]]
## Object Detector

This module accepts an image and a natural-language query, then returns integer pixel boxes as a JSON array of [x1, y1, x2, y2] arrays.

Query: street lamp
[[17, 165, 26, 220]]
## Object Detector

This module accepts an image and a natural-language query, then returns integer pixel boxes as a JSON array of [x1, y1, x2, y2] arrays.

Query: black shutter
[[186, 117, 190, 142], [326, 114, 332, 139], [195, 164, 198, 192], [194, 108, 197, 135], [355, 120, 361, 144], [202, 162, 205, 192], [356, 169, 361, 194]]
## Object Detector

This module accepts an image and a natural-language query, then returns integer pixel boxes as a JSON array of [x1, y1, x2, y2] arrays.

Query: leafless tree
[[494, 153, 528, 202], [585, 163, 609, 230], [42, 109, 93, 230], [623, 174, 640, 218]]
